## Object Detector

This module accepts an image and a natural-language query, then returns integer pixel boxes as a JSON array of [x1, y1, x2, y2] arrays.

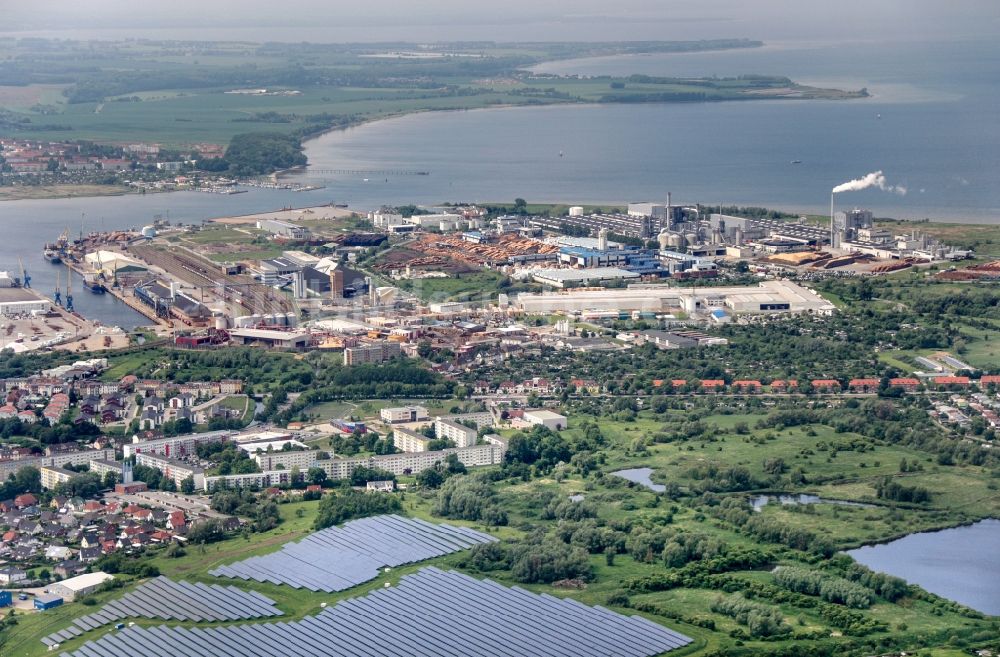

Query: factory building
[[515, 280, 836, 315], [532, 267, 640, 288], [228, 328, 311, 349], [530, 212, 658, 239], [257, 257, 303, 286], [47, 572, 114, 602], [0, 287, 50, 317], [84, 251, 148, 277], [256, 219, 311, 240], [134, 281, 208, 323], [627, 203, 667, 221], [369, 211, 406, 229], [523, 410, 568, 431]]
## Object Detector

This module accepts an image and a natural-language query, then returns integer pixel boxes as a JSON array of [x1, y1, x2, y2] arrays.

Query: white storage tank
[[568, 206, 584, 217], [141, 225, 157, 238], [214, 316, 230, 330], [284, 312, 297, 327]]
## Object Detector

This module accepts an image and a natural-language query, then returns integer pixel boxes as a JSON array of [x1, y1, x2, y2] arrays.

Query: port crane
[[64, 262, 74, 312], [18, 257, 29, 288], [53, 269, 62, 306]]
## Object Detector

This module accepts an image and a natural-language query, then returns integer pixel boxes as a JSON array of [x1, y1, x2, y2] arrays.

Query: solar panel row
[[209, 514, 496, 592], [59, 567, 692, 657], [41, 577, 281, 647]]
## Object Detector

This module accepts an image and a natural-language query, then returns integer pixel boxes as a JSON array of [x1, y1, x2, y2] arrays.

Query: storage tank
[[657, 230, 672, 250], [684, 232, 699, 247], [668, 233, 686, 249], [214, 316, 230, 330], [568, 206, 585, 217], [251, 314, 262, 327], [140, 225, 157, 238], [284, 312, 297, 327], [263, 314, 275, 326]]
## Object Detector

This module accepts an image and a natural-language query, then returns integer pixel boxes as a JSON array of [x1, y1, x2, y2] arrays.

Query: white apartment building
[[435, 418, 478, 448], [393, 427, 432, 453]]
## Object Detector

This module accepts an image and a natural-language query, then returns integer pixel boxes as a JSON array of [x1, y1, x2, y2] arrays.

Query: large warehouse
[[514, 280, 835, 315], [0, 287, 51, 316]]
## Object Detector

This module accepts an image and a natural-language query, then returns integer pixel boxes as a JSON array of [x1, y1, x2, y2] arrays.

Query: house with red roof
[[769, 379, 798, 393], [167, 510, 186, 531], [811, 379, 841, 393], [933, 376, 970, 387], [979, 375, 1000, 386], [849, 378, 880, 394], [699, 380, 726, 392], [732, 380, 762, 393], [889, 377, 920, 392], [14, 493, 37, 508]]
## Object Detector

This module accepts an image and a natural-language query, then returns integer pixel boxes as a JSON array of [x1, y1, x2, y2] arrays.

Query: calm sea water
[[847, 519, 1000, 615], [1, 37, 997, 326], [286, 38, 1000, 222]]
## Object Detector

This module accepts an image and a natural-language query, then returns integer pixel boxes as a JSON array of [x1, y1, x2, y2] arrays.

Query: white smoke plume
[[831, 170, 907, 196]]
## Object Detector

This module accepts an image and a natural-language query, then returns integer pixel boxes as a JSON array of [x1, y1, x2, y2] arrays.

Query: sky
[[1, 1, 997, 43]]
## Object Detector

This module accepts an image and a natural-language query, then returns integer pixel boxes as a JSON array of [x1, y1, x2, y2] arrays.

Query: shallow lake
[[750, 494, 876, 511], [610, 468, 665, 493], [847, 518, 1000, 616]]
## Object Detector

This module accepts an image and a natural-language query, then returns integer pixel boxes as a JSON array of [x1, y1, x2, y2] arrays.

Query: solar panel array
[[59, 567, 692, 657], [41, 577, 281, 647], [210, 514, 496, 592]]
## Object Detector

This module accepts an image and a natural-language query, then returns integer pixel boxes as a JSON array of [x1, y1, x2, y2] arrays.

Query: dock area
[[0, 286, 130, 353]]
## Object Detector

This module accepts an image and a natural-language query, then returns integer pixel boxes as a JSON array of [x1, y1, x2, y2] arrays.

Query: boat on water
[[790, 159, 802, 164], [83, 274, 106, 294], [43, 248, 62, 264]]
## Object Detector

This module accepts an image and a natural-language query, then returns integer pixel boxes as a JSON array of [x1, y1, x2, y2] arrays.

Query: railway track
[[129, 245, 291, 314]]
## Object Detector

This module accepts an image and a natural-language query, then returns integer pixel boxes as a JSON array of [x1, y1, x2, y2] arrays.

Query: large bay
[[287, 38, 1000, 222]]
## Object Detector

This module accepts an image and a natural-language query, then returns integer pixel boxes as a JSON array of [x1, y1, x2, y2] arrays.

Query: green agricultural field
[[0, 38, 864, 147]]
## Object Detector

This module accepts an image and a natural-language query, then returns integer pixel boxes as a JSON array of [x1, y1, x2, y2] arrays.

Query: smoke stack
[[830, 193, 835, 247]]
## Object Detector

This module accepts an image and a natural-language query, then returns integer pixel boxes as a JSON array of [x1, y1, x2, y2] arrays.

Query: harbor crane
[[54, 269, 62, 306], [18, 257, 29, 288], [64, 262, 74, 312]]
